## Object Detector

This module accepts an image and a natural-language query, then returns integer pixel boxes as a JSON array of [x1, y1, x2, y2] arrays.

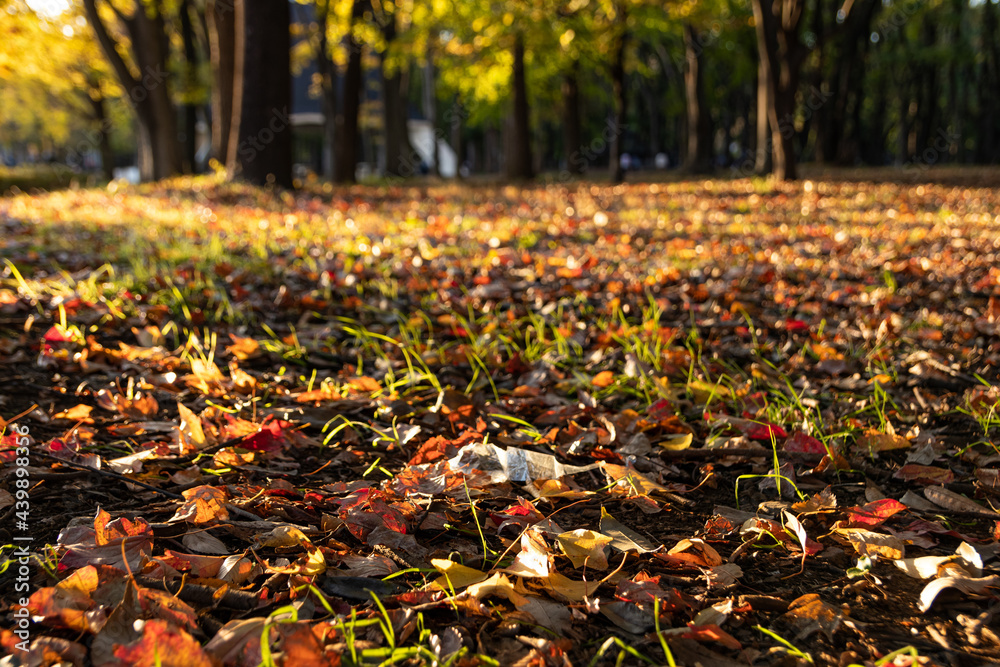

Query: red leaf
[[893, 464, 955, 485], [745, 422, 788, 441], [113, 619, 213, 667], [844, 498, 908, 528], [682, 623, 742, 650], [783, 431, 826, 455]]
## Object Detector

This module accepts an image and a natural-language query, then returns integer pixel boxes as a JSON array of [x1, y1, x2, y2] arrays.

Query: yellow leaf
[[601, 463, 668, 496], [835, 527, 905, 560], [53, 404, 93, 422], [541, 572, 600, 602], [430, 559, 488, 592], [856, 428, 910, 454], [556, 529, 612, 570], [256, 525, 311, 548], [657, 432, 693, 451]]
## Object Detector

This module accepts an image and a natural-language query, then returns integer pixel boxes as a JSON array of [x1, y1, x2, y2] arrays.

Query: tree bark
[[334, 0, 366, 183], [449, 96, 463, 178], [750, 0, 807, 181], [233, 0, 292, 187], [982, 0, 1000, 162], [208, 0, 236, 167], [563, 63, 584, 175], [754, 58, 772, 174], [423, 46, 439, 176], [88, 89, 115, 181], [82, 0, 181, 181], [380, 6, 413, 177], [609, 4, 627, 183], [683, 24, 713, 174], [506, 33, 533, 181], [179, 0, 199, 173]]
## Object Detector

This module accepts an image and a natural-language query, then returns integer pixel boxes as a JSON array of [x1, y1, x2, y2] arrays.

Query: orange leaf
[[592, 371, 615, 388]]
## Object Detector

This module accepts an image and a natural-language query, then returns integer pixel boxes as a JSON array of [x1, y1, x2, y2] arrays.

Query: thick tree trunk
[[334, 0, 366, 183], [312, 0, 336, 178], [208, 0, 236, 167], [609, 4, 627, 183], [754, 59, 772, 174], [233, 0, 292, 187], [683, 24, 713, 174], [563, 64, 584, 175], [88, 92, 115, 181], [380, 8, 413, 177], [982, 0, 1000, 162], [750, 0, 806, 181], [179, 0, 199, 173], [506, 34, 533, 181], [82, 0, 181, 181]]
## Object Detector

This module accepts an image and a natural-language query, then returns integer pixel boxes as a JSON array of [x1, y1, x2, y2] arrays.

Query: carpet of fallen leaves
[[2, 169, 1000, 667]]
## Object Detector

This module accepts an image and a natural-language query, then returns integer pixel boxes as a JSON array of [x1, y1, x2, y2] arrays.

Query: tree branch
[[82, 0, 140, 93]]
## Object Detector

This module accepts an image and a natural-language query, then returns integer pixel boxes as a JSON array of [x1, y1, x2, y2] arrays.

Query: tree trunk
[[380, 7, 413, 177], [754, 59, 772, 174], [563, 63, 584, 175], [334, 0, 366, 183], [982, 0, 1000, 162], [506, 33, 533, 181], [89, 91, 115, 181], [683, 24, 713, 174], [233, 0, 292, 187], [82, 0, 181, 181], [750, 0, 806, 181], [609, 4, 627, 183], [312, 0, 337, 178], [208, 0, 236, 167], [423, 47, 439, 177], [179, 0, 199, 173], [449, 96, 463, 178]]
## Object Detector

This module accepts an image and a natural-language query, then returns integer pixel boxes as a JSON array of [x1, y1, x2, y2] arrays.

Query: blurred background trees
[[1, 0, 998, 185]]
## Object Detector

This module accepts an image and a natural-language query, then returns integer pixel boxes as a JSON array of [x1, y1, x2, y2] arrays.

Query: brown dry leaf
[[919, 574, 1000, 613], [923, 486, 1000, 516], [599, 507, 658, 553], [348, 376, 381, 393], [176, 402, 206, 451], [255, 525, 312, 548], [203, 618, 265, 664], [781, 593, 846, 640], [226, 335, 261, 361], [666, 538, 723, 567], [792, 486, 838, 514], [834, 527, 905, 560], [265, 545, 326, 576], [601, 462, 668, 496], [856, 428, 910, 454], [228, 361, 258, 394], [168, 486, 229, 525], [27, 566, 104, 633], [187, 358, 226, 395]]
